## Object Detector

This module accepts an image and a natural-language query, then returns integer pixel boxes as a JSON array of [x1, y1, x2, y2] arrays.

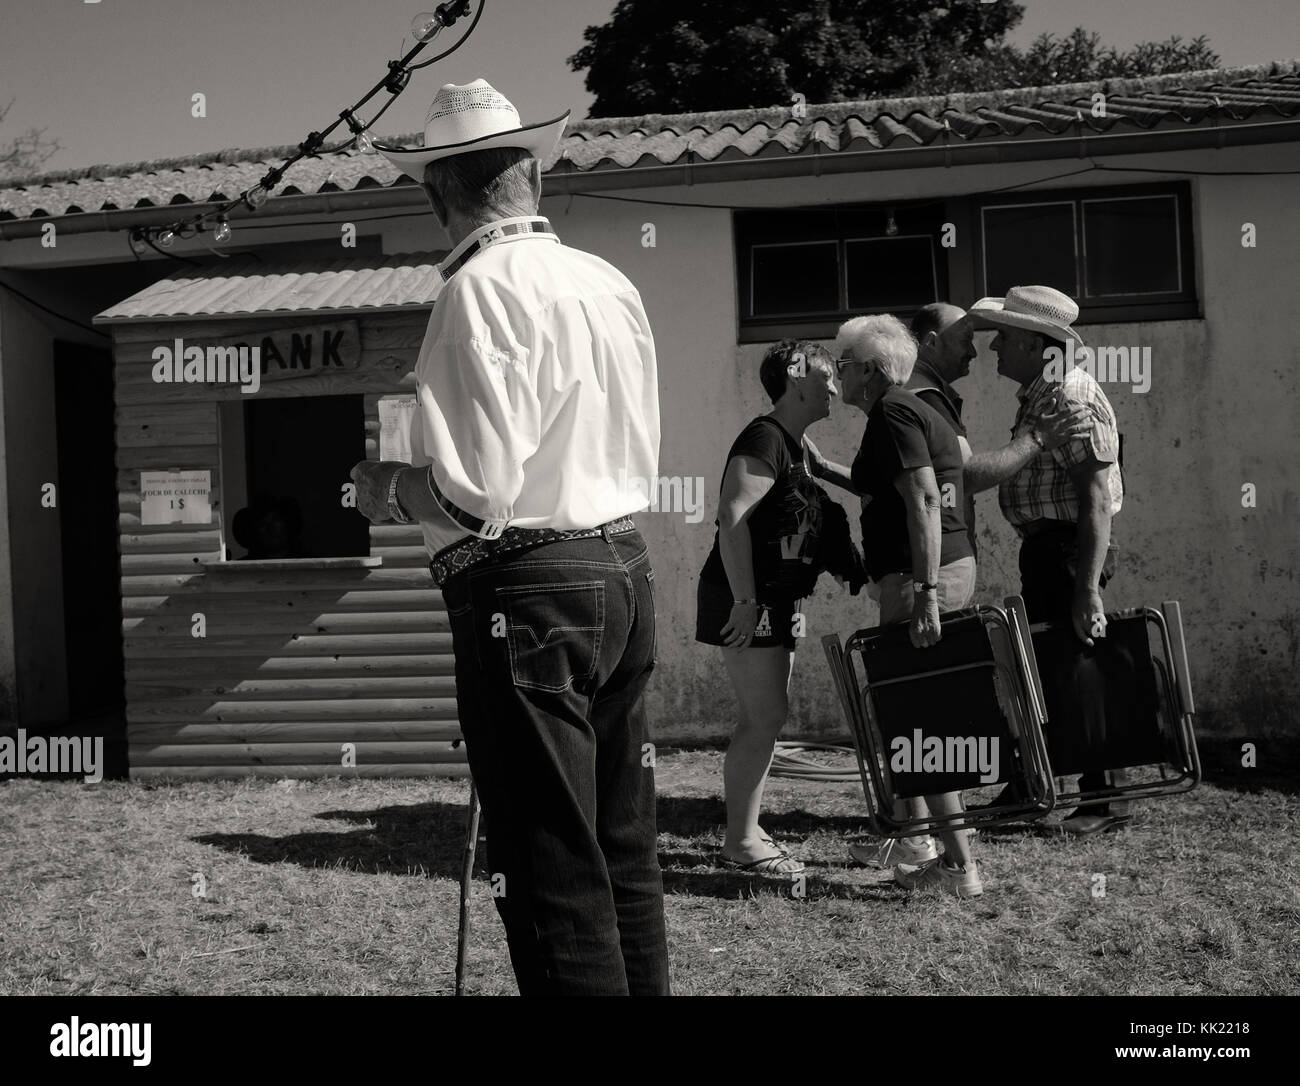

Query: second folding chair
[[822, 595, 1057, 839]]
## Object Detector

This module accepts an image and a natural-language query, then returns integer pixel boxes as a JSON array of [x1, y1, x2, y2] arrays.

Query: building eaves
[[4, 60, 1298, 224]]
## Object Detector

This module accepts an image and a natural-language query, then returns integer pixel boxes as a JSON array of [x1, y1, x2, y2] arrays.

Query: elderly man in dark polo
[[350, 80, 669, 994], [972, 285, 1129, 835], [906, 302, 1092, 555]]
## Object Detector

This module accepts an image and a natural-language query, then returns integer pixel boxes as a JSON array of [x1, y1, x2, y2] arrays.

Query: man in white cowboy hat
[[971, 285, 1131, 835], [349, 80, 669, 994]]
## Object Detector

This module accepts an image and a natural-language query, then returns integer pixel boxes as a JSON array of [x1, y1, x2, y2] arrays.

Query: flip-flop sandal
[[757, 832, 789, 856], [720, 852, 805, 876]]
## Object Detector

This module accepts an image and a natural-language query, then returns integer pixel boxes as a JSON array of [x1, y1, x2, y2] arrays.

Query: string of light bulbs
[[128, 0, 484, 257]]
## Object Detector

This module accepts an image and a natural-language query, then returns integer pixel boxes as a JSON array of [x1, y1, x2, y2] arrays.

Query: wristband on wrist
[[387, 469, 415, 525], [733, 598, 758, 606], [913, 580, 939, 594]]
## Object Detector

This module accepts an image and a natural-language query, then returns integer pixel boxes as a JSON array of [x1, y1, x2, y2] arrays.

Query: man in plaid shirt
[[972, 286, 1130, 835]]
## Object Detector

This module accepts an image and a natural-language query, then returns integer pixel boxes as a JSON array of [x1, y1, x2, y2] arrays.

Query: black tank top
[[700, 416, 824, 599]]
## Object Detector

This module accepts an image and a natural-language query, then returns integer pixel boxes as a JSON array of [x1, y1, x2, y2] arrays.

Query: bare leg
[[720, 645, 795, 861], [925, 791, 973, 866]]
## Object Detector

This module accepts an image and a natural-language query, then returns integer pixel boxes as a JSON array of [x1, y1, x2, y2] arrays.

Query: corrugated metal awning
[[94, 251, 446, 324]]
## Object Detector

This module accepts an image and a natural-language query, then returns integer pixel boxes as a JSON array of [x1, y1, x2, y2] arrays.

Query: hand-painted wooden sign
[[188, 320, 361, 385]]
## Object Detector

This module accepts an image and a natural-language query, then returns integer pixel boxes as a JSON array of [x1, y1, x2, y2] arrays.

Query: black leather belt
[[429, 516, 637, 587]]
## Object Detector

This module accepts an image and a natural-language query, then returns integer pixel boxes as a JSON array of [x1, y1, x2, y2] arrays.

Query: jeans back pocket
[[496, 581, 606, 694]]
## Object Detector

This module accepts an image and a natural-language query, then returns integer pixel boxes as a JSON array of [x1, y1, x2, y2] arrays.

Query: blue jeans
[[440, 523, 670, 995]]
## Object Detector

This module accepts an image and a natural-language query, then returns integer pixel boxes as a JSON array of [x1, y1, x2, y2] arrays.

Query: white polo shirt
[[410, 216, 661, 557]]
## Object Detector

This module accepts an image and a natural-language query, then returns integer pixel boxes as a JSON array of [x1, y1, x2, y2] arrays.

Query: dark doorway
[[241, 394, 369, 559], [53, 339, 128, 778]]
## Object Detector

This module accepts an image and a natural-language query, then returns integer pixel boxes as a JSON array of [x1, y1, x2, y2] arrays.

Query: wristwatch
[[913, 581, 939, 594], [387, 469, 415, 525]]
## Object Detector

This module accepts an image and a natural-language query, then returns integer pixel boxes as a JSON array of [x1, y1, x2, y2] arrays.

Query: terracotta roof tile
[[5, 62, 1298, 223]]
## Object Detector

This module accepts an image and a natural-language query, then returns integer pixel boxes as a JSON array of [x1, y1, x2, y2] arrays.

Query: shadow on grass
[[654, 796, 911, 900], [655, 795, 869, 841], [193, 800, 476, 880], [658, 863, 903, 902], [189, 792, 894, 901]]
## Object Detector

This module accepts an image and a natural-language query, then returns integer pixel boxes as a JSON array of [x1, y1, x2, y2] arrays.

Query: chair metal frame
[[1029, 600, 1201, 810], [822, 595, 1057, 838]]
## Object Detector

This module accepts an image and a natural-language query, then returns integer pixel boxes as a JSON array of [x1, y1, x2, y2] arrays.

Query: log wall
[[109, 313, 466, 778]]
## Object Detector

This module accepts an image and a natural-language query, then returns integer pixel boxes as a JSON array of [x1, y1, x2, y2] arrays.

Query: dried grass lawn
[[1, 740, 1296, 996]]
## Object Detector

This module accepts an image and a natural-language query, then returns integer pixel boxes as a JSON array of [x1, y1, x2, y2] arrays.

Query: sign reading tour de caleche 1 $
[[140, 470, 212, 526], [190, 319, 362, 385]]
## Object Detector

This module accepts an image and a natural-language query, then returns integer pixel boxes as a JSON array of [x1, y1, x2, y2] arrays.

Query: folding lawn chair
[[822, 595, 1057, 838], [1027, 600, 1200, 811]]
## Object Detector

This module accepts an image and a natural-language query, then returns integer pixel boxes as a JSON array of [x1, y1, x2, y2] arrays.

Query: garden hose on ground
[[768, 740, 860, 781]]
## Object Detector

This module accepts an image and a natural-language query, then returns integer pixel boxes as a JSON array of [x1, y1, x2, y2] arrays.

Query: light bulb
[[246, 184, 269, 209], [411, 11, 442, 41], [157, 229, 175, 248], [356, 130, 375, 154], [213, 218, 232, 243]]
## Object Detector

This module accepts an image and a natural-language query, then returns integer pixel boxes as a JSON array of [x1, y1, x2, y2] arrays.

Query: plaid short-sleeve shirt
[[997, 367, 1125, 536]]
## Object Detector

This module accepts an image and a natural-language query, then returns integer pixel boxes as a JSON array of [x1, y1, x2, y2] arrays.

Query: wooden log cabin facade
[[94, 253, 468, 778]]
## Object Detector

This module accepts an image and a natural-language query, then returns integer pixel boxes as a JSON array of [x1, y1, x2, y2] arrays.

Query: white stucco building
[[1, 61, 1297, 774]]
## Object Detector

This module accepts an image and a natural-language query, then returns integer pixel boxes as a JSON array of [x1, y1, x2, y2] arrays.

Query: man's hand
[[1031, 390, 1093, 451], [1072, 587, 1106, 646], [909, 590, 941, 649], [349, 460, 407, 525]]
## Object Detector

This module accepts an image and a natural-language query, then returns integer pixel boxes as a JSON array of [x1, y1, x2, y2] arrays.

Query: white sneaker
[[848, 834, 939, 868], [894, 857, 984, 898]]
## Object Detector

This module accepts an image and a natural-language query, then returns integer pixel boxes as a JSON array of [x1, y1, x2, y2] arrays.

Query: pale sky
[[2, 0, 1297, 176]]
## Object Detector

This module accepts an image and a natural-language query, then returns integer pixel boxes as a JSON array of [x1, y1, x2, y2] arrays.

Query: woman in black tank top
[[694, 340, 842, 874]]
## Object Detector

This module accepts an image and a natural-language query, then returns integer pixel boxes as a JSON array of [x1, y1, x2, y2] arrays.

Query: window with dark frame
[[733, 182, 1196, 342], [736, 204, 948, 341], [976, 182, 1195, 321], [1081, 194, 1183, 297]]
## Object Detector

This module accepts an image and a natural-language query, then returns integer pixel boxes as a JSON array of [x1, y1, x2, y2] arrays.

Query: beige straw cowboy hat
[[969, 285, 1086, 345], [374, 78, 569, 178]]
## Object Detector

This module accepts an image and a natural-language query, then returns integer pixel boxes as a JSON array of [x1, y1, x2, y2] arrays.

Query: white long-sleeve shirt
[[410, 215, 661, 557]]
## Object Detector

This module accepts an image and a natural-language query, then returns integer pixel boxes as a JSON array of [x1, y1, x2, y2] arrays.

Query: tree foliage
[[0, 98, 60, 179], [569, 1, 1221, 116]]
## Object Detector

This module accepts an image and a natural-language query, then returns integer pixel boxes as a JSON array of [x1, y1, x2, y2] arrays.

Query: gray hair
[[421, 147, 539, 223], [834, 314, 918, 385]]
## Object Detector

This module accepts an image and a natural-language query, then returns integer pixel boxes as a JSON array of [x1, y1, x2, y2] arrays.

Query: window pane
[[982, 203, 1077, 297], [845, 237, 937, 311], [243, 394, 369, 558], [1083, 196, 1181, 297], [750, 241, 839, 316]]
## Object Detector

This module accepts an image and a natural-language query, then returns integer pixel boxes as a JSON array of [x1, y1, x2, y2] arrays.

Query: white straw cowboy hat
[[374, 78, 569, 178], [969, 285, 1085, 345]]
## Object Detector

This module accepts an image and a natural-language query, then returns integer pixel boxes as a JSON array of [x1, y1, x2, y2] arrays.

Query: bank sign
[[190, 320, 361, 385]]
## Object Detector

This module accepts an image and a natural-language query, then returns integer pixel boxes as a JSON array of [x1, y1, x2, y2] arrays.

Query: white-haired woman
[[833, 313, 983, 898]]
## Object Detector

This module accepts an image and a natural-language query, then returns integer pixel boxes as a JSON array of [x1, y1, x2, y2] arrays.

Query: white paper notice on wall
[[379, 396, 418, 463], [140, 470, 212, 526]]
